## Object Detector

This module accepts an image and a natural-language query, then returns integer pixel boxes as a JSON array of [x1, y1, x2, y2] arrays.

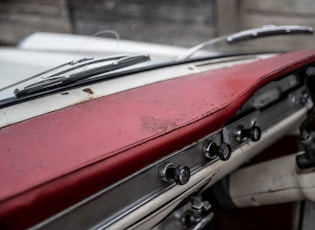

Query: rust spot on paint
[[250, 197, 260, 206], [60, 92, 69, 95], [83, 88, 94, 95], [141, 116, 177, 133]]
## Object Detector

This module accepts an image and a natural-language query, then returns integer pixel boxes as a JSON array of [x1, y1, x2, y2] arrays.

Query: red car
[[1, 25, 315, 229]]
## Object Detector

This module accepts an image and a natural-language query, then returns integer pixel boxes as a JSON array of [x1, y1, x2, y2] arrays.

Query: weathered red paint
[[1, 50, 315, 228]]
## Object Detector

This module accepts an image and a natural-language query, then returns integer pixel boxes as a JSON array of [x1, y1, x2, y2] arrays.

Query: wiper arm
[[178, 25, 314, 60], [226, 25, 313, 43], [13, 54, 150, 96]]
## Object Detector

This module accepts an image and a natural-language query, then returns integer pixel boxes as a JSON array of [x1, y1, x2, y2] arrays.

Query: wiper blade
[[178, 25, 314, 60], [13, 54, 150, 96], [226, 25, 313, 43]]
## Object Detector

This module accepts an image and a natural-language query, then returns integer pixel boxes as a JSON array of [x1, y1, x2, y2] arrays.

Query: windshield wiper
[[226, 25, 313, 43], [178, 25, 314, 60], [11, 54, 150, 97]]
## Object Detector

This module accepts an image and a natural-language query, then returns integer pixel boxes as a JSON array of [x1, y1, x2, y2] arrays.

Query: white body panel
[[230, 152, 315, 207], [0, 54, 273, 128]]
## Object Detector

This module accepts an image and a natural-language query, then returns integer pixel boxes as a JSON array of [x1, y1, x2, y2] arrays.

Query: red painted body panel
[[1, 50, 315, 228]]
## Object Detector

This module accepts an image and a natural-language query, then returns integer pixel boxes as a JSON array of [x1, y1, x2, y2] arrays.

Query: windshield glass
[[1, 0, 314, 98]]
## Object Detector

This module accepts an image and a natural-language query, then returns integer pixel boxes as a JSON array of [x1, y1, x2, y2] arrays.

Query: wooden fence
[[1, 0, 315, 49], [0, 0, 216, 47]]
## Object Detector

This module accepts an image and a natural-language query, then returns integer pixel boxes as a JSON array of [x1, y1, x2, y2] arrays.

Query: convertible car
[[1, 25, 315, 229]]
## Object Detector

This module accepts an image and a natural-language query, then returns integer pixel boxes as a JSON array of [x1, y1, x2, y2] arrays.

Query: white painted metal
[[18, 32, 189, 60], [230, 152, 315, 207], [0, 54, 272, 128]]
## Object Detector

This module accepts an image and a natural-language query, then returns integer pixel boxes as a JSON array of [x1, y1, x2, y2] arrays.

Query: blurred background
[[0, 0, 314, 48]]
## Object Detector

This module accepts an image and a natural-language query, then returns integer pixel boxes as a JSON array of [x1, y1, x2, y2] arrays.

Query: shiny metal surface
[[225, 86, 307, 150]]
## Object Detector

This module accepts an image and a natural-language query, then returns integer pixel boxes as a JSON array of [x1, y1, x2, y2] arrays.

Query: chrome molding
[[32, 71, 310, 230]]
